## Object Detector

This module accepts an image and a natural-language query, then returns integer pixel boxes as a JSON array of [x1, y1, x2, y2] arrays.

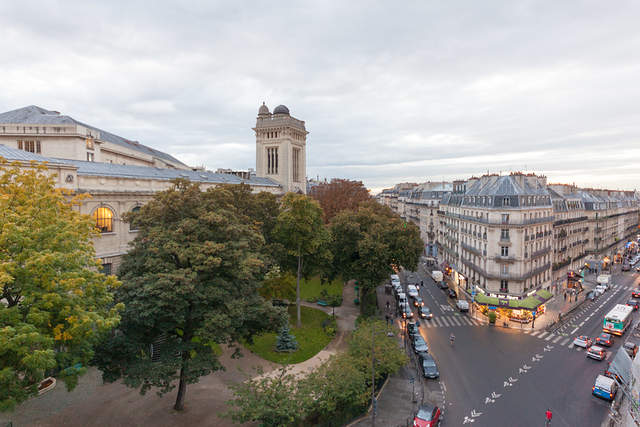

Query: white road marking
[[530, 331, 541, 337], [545, 334, 555, 341], [553, 335, 563, 343], [560, 338, 570, 345], [450, 316, 462, 326], [570, 327, 579, 334], [441, 317, 451, 327], [538, 331, 549, 339]]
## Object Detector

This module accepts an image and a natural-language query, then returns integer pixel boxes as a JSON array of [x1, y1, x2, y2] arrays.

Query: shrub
[[488, 311, 497, 324]]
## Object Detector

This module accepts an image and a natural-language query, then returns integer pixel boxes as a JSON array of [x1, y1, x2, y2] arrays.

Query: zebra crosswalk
[[421, 315, 484, 328], [522, 329, 574, 347]]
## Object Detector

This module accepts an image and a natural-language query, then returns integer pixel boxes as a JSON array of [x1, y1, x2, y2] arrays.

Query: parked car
[[414, 296, 424, 307], [587, 345, 606, 361], [420, 354, 440, 379], [419, 306, 433, 319], [596, 333, 614, 347], [624, 342, 639, 359], [593, 375, 618, 401], [390, 274, 400, 281], [595, 285, 607, 295], [412, 335, 429, 354], [438, 281, 449, 290], [447, 288, 457, 299], [627, 300, 639, 311], [573, 335, 592, 348], [407, 321, 420, 338], [632, 289, 640, 299], [413, 404, 442, 427]]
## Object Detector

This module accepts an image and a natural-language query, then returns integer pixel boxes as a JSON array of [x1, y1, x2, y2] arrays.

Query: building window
[[292, 147, 300, 182], [86, 138, 94, 150], [500, 229, 509, 240], [502, 197, 510, 206], [93, 207, 114, 233], [102, 263, 112, 275], [500, 280, 509, 292], [501, 265, 509, 275], [267, 147, 278, 175], [87, 152, 95, 162], [17, 140, 40, 153], [501, 214, 509, 224], [501, 246, 509, 257], [129, 206, 141, 231]]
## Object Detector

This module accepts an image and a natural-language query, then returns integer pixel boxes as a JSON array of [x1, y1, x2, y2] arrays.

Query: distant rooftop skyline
[[2, 2, 639, 194]]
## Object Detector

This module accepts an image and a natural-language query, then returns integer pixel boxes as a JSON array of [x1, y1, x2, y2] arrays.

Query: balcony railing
[[461, 242, 482, 257], [531, 246, 551, 259], [441, 211, 554, 227]]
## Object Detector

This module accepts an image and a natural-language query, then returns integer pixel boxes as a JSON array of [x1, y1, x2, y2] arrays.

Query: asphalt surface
[[396, 265, 640, 427]]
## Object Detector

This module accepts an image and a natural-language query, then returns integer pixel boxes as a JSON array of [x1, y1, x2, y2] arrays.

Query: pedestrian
[[420, 280, 423, 287], [386, 301, 390, 309], [545, 408, 552, 426], [563, 292, 566, 301]]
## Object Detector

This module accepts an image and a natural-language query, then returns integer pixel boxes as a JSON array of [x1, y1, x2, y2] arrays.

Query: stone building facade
[[0, 103, 306, 273], [379, 173, 640, 302]]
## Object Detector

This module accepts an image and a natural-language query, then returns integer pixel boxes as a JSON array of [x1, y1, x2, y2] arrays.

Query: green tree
[[94, 181, 284, 411], [225, 365, 310, 426], [0, 160, 122, 411], [347, 319, 406, 380], [274, 193, 331, 328], [258, 267, 296, 302], [330, 201, 422, 315]]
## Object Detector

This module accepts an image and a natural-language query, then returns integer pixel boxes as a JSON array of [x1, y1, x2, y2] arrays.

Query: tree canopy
[[309, 178, 371, 223], [0, 160, 122, 411], [94, 181, 284, 411], [273, 193, 331, 327], [329, 201, 422, 314]]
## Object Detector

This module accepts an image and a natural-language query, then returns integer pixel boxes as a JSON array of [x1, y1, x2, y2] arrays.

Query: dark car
[[414, 404, 442, 427], [447, 288, 457, 299], [407, 321, 420, 338], [438, 281, 449, 289], [627, 300, 639, 311], [596, 333, 614, 347], [420, 354, 440, 379], [632, 289, 640, 299], [414, 296, 424, 307], [412, 335, 429, 354], [419, 306, 433, 319]]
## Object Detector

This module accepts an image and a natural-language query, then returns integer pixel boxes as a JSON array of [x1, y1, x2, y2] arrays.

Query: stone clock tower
[[253, 102, 308, 194]]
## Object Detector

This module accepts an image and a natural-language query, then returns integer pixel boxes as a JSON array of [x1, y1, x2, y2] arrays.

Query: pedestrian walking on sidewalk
[[564, 293, 567, 301]]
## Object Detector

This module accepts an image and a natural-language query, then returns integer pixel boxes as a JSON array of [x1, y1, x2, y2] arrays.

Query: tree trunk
[[296, 250, 302, 328], [173, 358, 188, 411]]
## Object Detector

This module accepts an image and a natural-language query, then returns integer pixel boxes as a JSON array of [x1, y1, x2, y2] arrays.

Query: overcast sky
[[2, 1, 640, 193]]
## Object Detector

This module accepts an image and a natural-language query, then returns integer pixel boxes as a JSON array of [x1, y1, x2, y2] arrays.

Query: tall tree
[[309, 178, 371, 223], [274, 193, 330, 327], [329, 201, 422, 314], [94, 181, 284, 411], [0, 160, 122, 411]]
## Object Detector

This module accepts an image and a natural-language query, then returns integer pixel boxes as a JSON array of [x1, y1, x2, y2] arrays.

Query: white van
[[456, 300, 469, 312], [592, 375, 617, 401]]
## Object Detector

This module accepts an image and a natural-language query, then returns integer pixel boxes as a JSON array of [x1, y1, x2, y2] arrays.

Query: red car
[[627, 300, 639, 311], [632, 289, 640, 298], [414, 404, 442, 426]]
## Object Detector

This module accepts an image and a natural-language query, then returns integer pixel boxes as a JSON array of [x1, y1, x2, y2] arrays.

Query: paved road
[[398, 266, 640, 427]]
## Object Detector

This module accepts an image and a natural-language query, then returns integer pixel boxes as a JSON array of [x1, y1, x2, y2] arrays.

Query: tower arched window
[[93, 207, 114, 233]]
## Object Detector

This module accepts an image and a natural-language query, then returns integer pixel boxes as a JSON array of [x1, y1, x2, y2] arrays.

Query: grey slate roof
[[466, 175, 549, 197], [0, 144, 280, 187], [0, 106, 188, 168]]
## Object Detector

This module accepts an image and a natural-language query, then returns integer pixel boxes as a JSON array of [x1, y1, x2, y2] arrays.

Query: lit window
[[93, 207, 114, 233]]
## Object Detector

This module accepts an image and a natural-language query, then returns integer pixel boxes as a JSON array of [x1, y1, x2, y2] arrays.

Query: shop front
[[474, 290, 552, 324]]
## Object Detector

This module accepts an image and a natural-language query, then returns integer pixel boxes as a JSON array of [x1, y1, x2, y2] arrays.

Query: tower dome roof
[[258, 102, 270, 115], [273, 104, 290, 115]]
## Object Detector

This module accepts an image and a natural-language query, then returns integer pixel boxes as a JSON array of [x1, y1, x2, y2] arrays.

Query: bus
[[603, 304, 634, 336]]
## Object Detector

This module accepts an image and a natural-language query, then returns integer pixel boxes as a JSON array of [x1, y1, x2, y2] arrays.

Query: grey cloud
[[1, 1, 640, 190]]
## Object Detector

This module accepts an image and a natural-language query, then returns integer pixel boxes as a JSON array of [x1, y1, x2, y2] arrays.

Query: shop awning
[[474, 289, 553, 310]]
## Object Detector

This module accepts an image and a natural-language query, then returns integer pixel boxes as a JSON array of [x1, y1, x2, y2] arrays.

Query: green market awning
[[474, 289, 553, 310]]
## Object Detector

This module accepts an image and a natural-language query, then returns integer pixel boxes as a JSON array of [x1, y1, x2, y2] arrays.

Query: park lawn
[[300, 276, 343, 302], [243, 305, 332, 364]]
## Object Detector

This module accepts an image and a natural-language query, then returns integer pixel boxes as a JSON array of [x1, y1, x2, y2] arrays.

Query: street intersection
[[398, 266, 640, 426]]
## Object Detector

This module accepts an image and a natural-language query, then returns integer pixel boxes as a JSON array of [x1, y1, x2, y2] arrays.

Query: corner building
[[438, 173, 554, 297]]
